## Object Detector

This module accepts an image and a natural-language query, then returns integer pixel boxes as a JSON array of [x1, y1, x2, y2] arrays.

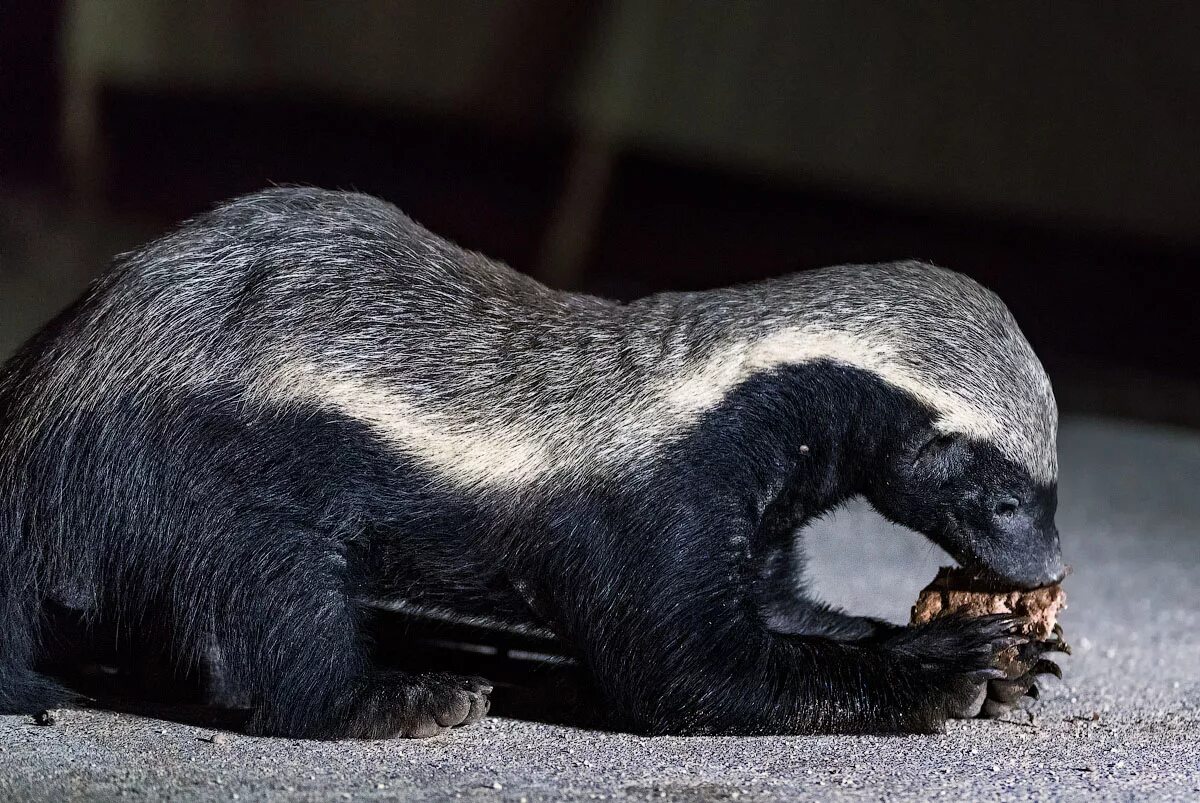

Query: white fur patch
[[320, 379, 553, 487], [254, 365, 553, 488], [664, 327, 1001, 448], [265, 325, 1015, 490], [747, 328, 1000, 439]]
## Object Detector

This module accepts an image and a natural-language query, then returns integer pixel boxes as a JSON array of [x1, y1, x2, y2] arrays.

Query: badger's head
[[868, 420, 1063, 590], [781, 262, 1063, 588]]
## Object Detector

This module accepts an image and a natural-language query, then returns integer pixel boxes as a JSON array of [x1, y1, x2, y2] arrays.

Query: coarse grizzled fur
[[0, 187, 1064, 737]]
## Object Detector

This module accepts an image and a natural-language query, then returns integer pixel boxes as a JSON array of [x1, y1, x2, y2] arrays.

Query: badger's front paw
[[880, 614, 1028, 729]]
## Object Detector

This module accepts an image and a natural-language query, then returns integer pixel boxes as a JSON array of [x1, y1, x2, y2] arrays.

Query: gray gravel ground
[[1, 416, 1197, 801]]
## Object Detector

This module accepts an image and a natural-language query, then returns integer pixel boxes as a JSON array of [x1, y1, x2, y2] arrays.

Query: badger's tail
[[0, 594, 71, 713], [0, 540, 74, 713]]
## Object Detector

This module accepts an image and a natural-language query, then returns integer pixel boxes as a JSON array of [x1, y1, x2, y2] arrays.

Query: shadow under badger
[[0, 188, 1065, 738]]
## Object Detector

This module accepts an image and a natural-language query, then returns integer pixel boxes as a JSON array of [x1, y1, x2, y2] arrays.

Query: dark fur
[[0, 188, 1061, 737]]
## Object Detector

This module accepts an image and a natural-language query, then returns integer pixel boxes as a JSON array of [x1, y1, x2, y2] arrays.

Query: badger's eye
[[994, 497, 1021, 517]]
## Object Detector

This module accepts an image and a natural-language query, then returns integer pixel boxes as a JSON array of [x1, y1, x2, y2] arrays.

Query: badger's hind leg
[[200, 530, 491, 740], [320, 671, 493, 739]]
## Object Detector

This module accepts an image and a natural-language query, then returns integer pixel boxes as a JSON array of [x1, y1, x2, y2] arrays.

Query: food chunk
[[910, 566, 1066, 639]]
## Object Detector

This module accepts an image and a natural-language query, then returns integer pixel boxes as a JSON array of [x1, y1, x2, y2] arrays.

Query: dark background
[[3, 1, 1198, 428]]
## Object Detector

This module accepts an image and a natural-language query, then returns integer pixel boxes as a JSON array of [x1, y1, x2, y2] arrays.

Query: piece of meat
[[910, 566, 1067, 639]]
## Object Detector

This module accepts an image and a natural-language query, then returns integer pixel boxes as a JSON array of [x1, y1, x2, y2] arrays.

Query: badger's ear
[[913, 430, 965, 469]]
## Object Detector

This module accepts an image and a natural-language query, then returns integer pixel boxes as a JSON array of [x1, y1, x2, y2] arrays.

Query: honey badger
[[0, 187, 1065, 738]]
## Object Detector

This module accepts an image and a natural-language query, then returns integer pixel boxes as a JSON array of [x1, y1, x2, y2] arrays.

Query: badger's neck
[[623, 291, 920, 482], [668, 360, 926, 514], [620, 285, 999, 460]]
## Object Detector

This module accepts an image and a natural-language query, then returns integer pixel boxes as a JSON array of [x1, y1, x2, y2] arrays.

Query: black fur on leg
[[541, 508, 1027, 736], [0, 560, 76, 714], [0, 386, 499, 739]]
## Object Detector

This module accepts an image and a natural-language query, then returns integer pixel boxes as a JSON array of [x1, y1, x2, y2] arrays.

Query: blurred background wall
[[2, 0, 1198, 427]]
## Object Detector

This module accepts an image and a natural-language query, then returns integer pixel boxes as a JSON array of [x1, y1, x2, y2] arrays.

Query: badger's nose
[[1021, 525, 1065, 587], [1042, 553, 1067, 585], [1042, 523, 1066, 584], [992, 510, 1064, 587]]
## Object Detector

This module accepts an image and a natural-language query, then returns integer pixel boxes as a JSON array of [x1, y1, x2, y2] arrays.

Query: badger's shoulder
[[73, 187, 558, 356]]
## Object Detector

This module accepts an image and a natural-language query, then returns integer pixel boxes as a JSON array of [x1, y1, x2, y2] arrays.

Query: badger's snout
[[979, 497, 1065, 588]]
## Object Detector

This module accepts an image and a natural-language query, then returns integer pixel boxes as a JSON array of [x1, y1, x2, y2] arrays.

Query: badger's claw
[[1050, 623, 1073, 655], [975, 639, 1064, 720], [986, 676, 1031, 706], [1032, 658, 1063, 679]]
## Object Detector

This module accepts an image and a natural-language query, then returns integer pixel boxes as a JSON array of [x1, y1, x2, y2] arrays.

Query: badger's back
[[1, 188, 535, 421], [3, 187, 1056, 516]]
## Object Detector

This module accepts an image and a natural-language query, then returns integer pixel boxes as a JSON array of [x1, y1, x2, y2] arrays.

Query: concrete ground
[[1, 417, 1197, 801]]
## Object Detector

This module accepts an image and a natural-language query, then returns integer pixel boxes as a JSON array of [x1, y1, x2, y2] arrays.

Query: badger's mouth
[[932, 515, 1010, 586], [934, 516, 989, 575], [934, 514, 1063, 590]]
